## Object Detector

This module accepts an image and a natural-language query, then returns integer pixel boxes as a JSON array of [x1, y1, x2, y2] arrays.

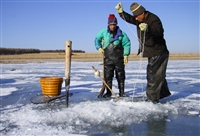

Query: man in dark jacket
[[95, 14, 131, 98], [115, 2, 171, 103]]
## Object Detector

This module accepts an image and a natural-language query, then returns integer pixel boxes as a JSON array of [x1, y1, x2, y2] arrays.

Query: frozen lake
[[1, 60, 200, 135]]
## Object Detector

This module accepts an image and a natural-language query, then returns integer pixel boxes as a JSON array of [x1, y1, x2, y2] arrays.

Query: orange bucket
[[40, 76, 63, 96]]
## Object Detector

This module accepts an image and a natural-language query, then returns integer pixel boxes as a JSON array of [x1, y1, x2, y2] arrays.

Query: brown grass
[[0, 52, 199, 64]]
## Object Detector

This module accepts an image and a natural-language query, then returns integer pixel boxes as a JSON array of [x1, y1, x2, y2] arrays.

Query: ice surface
[[0, 60, 199, 135]]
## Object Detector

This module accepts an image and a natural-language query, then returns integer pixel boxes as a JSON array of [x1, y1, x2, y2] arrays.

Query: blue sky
[[1, 0, 199, 53]]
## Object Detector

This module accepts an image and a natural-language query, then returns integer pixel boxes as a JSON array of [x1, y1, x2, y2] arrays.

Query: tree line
[[0, 48, 85, 55], [40, 49, 85, 53]]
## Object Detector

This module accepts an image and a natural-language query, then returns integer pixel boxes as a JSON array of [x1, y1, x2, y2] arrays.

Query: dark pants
[[146, 53, 171, 101], [104, 43, 125, 94], [104, 63, 125, 84]]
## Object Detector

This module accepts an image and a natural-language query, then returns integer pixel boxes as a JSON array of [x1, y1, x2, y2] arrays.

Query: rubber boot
[[103, 80, 112, 98], [119, 81, 127, 97]]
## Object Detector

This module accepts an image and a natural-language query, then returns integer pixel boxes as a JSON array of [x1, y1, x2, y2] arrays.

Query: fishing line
[[116, 10, 146, 101], [15, 94, 25, 105]]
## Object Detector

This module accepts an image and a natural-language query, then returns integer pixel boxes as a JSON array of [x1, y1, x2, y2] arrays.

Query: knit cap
[[130, 2, 146, 16], [108, 14, 118, 25]]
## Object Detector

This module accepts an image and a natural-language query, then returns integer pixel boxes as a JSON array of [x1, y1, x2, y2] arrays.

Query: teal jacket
[[94, 27, 131, 56]]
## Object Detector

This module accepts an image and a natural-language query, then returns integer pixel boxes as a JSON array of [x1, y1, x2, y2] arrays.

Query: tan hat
[[130, 2, 146, 16]]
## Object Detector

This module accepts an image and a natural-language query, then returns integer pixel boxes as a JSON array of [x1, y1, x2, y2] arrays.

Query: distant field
[[0, 52, 199, 64]]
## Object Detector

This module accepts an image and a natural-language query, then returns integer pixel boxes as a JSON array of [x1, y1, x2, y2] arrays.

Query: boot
[[103, 80, 112, 98], [119, 81, 127, 97]]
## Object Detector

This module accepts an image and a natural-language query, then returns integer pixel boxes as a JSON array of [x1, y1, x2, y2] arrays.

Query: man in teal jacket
[[94, 14, 131, 98]]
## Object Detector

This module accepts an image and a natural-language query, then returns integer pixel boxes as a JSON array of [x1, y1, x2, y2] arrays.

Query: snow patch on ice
[[0, 87, 18, 96]]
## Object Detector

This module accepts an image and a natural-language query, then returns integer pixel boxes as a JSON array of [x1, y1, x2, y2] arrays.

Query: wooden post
[[65, 40, 72, 107]]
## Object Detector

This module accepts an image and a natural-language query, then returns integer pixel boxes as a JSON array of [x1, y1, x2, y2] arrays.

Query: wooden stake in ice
[[92, 66, 120, 100], [65, 40, 72, 107]]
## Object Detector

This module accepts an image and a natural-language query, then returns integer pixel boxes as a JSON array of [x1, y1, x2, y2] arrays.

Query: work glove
[[139, 23, 148, 31], [98, 48, 104, 54], [124, 56, 128, 65], [115, 2, 123, 13]]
